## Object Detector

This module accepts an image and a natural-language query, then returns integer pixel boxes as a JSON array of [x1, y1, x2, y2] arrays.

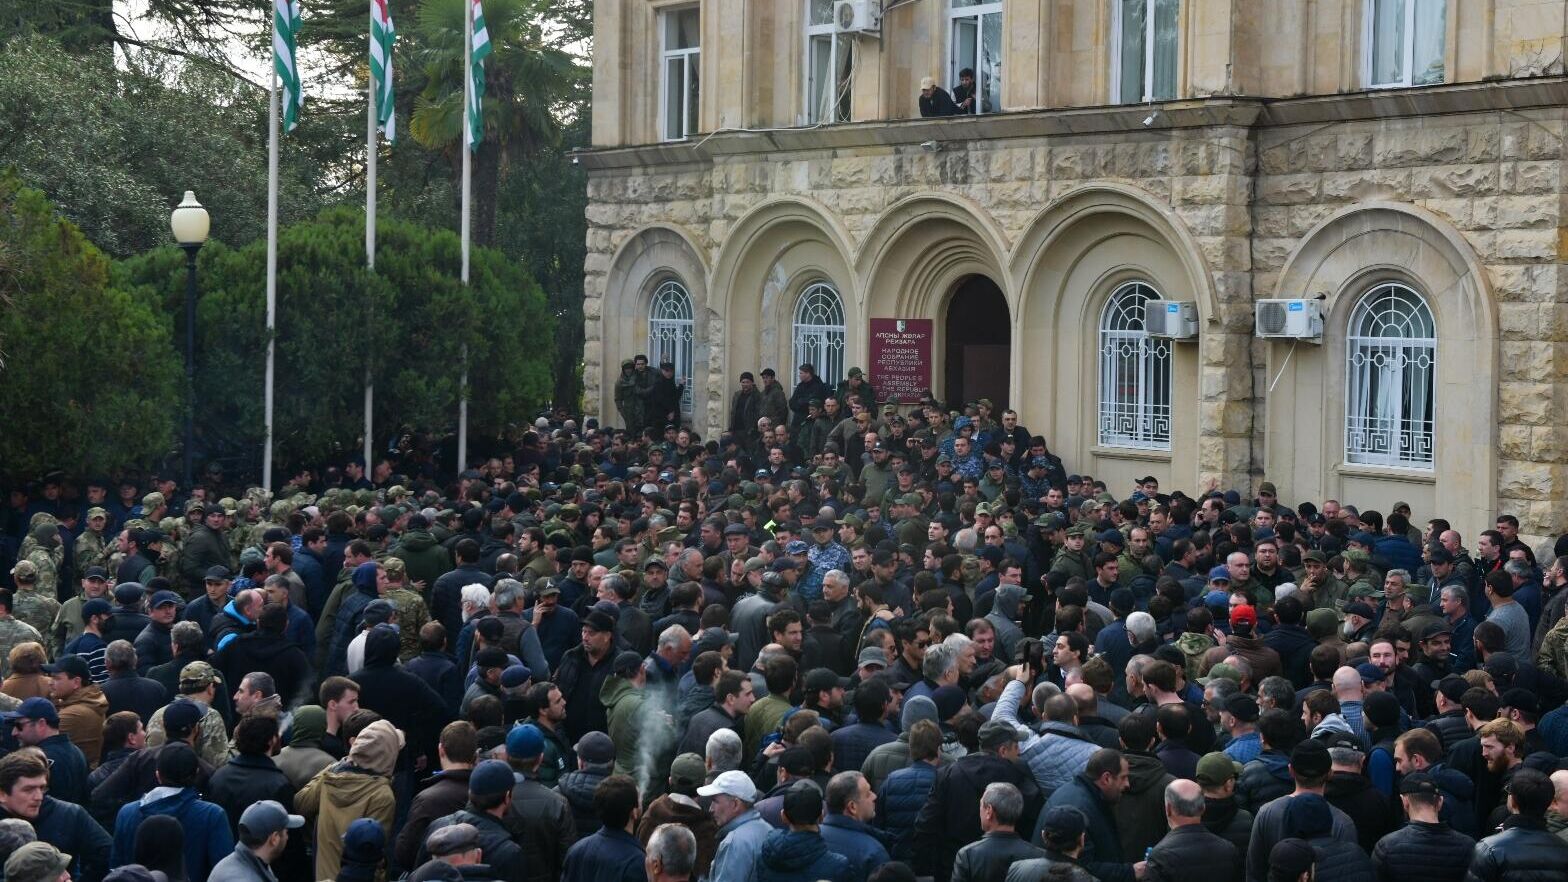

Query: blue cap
[[341, 818, 386, 866], [1351, 531, 1379, 547], [81, 598, 112, 618], [149, 590, 182, 608], [954, 416, 972, 430], [500, 664, 532, 688], [469, 759, 515, 797], [1096, 529, 1125, 547], [506, 723, 545, 760], [1208, 566, 1232, 583], [2, 696, 58, 726], [1356, 662, 1387, 685], [1204, 590, 1231, 608], [785, 540, 809, 555]]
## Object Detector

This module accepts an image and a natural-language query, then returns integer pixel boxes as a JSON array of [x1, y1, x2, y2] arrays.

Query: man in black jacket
[[1369, 772, 1473, 882], [1466, 767, 1568, 881], [787, 363, 831, 430], [214, 602, 313, 709], [501, 724, 576, 882], [148, 620, 234, 723], [432, 540, 495, 639], [206, 714, 294, 837], [420, 762, 527, 882], [952, 781, 1046, 882], [913, 719, 1044, 882], [352, 625, 451, 768], [92, 699, 213, 806], [645, 360, 684, 430], [1145, 779, 1238, 882], [397, 721, 477, 871]]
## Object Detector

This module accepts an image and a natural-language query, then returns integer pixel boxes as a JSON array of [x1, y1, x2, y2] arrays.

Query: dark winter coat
[[1370, 819, 1474, 882], [205, 752, 294, 837], [952, 830, 1047, 882], [914, 752, 1044, 882], [1324, 770, 1392, 853], [422, 807, 526, 882], [1236, 750, 1293, 811], [557, 761, 612, 837], [561, 826, 645, 882], [396, 768, 472, 870], [876, 760, 936, 860], [504, 775, 577, 882], [1465, 815, 1568, 882], [101, 669, 170, 723], [1145, 822, 1240, 882], [351, 626, 450, 762], [755, 829, 852, 882], [1112, 752, 1176, 860], [0, 797, 112, 882], [1039, 773, 1133, 882], [111, 786, 234, 882]]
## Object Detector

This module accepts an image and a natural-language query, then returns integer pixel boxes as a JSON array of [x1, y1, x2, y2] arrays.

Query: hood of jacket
[[1253, 749, 1292, 782], [1124, 752, 1170, 795], [290, 705, 327, 747], [600, 674, 641, 711], [140, 785, 200, 812], [364, 625, 401, 667], [1428, 763, 1476, 800], [758, 829, 832, 872], [318, 763, 394, 808], [58, 683, 109, 715], [1226, 633, 1269, 654], [1311, 713, 1355, 740], [1203, 793, 1243, 832], [1324, 771, 1372, 800], [352, 561, 380, 595], [990, 585, 1024, 620], [1175, 632, 1215, 656], [347, 719, 403, 777], [220, 599, 253, 626], [400, 530, 438, 551]]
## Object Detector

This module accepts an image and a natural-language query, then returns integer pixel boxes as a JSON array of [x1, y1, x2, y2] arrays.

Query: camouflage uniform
[[380, 559, 430, 662], [0, 617, 43, 679], [1538, 615, 1568, 681], [156, 518, 185, 584], [23, 526, 63, 600], [74, 511, 112, 578], [8, 563, 60, 655], [145, 661, 230, 767]]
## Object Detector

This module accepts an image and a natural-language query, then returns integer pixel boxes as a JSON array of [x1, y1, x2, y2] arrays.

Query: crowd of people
[[2, 357, 1568, 882]]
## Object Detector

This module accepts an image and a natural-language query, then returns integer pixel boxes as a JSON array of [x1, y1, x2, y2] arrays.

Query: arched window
[[792, 282, 846, 390], [1098, 282, 1171, 449], [1345, 283, 1436, 469], [648, 279, 694, 416]]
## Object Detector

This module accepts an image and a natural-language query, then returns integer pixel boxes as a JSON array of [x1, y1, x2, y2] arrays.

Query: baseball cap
[[781, 780, 825, 826], [1500, 687, 1540, 715], [977, 719, 1027, 749], [1289, 739, 1331, 778], [178, 660, 219, 690], [42, 655, 89, 682], [1433, 675, 1469, 704], [1417, 620, 1451, 642], [1229, 604, 1258, 627], [469, 759, 515, 797], [2, 697, 58, 728], [500, 664, 533, 689], [362, 599, 396, 627], [697, 770, 759, 803], [1270, 839, 1316, 880], [857, 646, 889, 670], [5, 842, 71, 882], [670, 753, 706, 790], [80, 599, 112, 619], [81, 566, 109, 582], [1208, 566, 1232, 583], [804, 668, 849, 694], [1199, 662, 1242, 686], [583, 610, 617, 633], [425, 822, 480, 857], [1223, 692, 1259, 722], [1195, 752, 1241, 787], [1398, 771, 1440, 796], [238, 800, 305, 839], [162, 699, 204, 736], [612, 650, 644, 676], [576, 731, 616, 765], [785, 540, 809, 555], [203, 565, 232, 582], [475, 647, 509, 671], [505, 723, 544, 759], [149, 590, 181, 609], [1356, 662, 1387, 685], [1039, 805, 1088, 838]]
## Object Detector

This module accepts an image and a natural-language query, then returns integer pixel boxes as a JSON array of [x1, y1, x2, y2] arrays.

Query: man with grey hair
[[101, 639, 167, 725], [906, 642, 960, 705], [490, 578, 550, 678], [1125, 612, 1156, 649], [952, 782, 1046, 882], [599, 572, 653, 657], [644, 822, 697, 882], [820, 770, 888, 881], [1144, 779, 1236, 882], [645, 625, 692, 702], [705, 728, 742, 775]]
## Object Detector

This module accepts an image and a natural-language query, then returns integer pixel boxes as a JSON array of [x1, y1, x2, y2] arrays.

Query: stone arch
[[711, 198, 858, 426], [1009, 183, 1216, 490], [597, 224, 712, 433], [1265, 202, 1497, 540]]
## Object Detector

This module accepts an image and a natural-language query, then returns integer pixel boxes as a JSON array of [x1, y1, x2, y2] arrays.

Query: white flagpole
[[458, 0, 472, 476], [263, 7, 280, 492], [365, 32, 378, 475]]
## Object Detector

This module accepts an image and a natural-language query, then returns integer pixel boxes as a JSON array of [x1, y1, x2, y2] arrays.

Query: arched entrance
[[943, 275, 1010, 409]]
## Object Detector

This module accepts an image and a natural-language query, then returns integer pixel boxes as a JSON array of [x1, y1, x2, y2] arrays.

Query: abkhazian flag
[[466, 0, 491, 151], [370, 0, 395, 141], [274, 0, 303, 133]]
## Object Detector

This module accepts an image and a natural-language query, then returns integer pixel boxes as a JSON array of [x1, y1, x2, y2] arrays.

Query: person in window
[[952, 67, 978, 114], [918, 77, 959, 118]]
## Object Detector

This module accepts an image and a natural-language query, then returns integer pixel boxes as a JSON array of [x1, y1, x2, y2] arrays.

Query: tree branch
[[112, 34, 266, 92]]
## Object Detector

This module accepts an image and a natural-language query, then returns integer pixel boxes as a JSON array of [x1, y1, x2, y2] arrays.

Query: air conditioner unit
[[834, 0, 881, 35], [1145, 300, 1199, 339], [1255, 299, 1324, 340]]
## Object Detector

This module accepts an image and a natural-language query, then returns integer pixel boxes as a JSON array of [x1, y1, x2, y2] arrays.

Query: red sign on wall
[[869, 318, 934, 403]]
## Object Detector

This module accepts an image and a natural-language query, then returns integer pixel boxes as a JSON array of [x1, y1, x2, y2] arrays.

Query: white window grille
[[660, 6, 701, 141], [1365, 0, 1445, 88], [793, 283, 847, 391], [947, 0, 1003, 114], [1345, 283, 1436, 469], [1111, 0, 1179, 103], [1098, 282, 1172, 450], [805, 0, 853, 124], [648, 280, 695, 416]]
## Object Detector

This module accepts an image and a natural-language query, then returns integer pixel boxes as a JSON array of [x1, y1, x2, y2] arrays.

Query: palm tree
[[410, 0, 584, 248]]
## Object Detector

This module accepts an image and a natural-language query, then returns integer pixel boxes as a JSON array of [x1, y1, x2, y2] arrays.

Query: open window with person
[[948, 0, 1002, 114]]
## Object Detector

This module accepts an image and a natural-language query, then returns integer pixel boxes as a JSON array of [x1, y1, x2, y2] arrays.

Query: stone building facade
[[579, 0, 1568, 542]]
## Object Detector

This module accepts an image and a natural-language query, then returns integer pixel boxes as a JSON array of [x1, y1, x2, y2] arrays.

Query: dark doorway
[[943, 275, 1010, 410]]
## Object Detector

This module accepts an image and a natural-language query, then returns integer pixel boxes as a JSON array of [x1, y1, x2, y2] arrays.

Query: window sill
[[1091, 445, 1173, 462], [1334, 463, 1436, 484]]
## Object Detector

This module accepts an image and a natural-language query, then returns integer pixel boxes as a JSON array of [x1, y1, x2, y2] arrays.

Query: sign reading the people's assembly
[[869, 318, 933, 402]]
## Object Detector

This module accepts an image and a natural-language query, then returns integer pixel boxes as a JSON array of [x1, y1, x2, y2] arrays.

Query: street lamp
[[170, 191, 210, 490]]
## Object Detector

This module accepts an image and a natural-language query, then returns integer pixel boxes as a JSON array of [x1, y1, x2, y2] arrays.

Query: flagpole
[[458, 0, 472, 477], [364, 29, 378, 476], [263, 6, 280, 492]]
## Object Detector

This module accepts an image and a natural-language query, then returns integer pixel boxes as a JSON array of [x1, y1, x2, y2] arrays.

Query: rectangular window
[[805, 0, 852, 124], [660, 6, 701, 141], [947, 0, 1003, 114], [1113, 0, 1179, 103], [1366, 0, 1444, 88]]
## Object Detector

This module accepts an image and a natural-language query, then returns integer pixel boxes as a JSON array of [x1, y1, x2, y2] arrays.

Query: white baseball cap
[[697, 770, 759, 803]]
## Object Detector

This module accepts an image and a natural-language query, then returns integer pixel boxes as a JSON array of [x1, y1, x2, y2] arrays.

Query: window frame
[[946, 0, 1004, 115], [1097, 281, 1172, 451], [648, 278, 696, 416], [804, 0, 853, 124], [658, 5, 701, 142], [1110, 0, 1180, 104], [1343, 282, 1437, 471], [792, 281, 848, 391], [1362, 0, 1446, 89]]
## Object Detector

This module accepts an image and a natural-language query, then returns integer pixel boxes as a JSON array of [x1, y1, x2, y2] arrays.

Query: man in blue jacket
[[754, 781, 850, 882], [1038, 748, 1135, 882], [110, 743, 233, 882], [702, 771, 773, 882], [818, 771, 888, 882], [561, 774, 646, 882]]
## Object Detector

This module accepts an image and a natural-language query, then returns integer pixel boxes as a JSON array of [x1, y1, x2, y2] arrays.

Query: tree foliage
[[116, 208, 554, 476], [0, 172, 182, 479]]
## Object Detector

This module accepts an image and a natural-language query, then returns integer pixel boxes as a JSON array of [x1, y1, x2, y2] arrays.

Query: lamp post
[[170, 191, 210, 490]]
